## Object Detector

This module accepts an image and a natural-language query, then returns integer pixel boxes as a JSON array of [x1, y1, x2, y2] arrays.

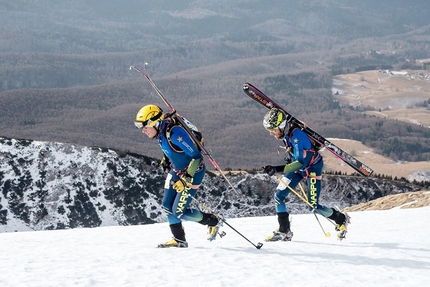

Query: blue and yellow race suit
[[157, 120, 206, 225], [275, 128, 333, 217]]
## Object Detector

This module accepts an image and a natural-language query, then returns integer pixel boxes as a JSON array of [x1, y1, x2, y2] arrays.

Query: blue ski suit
[[157, 119, 207, 225], [275, 128, 333, 217]]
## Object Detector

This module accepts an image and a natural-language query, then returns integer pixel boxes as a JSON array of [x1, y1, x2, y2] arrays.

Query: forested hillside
[[1, 0, 430, 170]]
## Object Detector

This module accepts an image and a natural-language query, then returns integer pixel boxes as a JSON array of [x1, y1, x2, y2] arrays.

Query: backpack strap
[[165, 117, 184, 153], [288, 127, 321, 167]]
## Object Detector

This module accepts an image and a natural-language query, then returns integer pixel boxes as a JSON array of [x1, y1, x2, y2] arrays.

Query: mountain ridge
[[1, 137, 425, 233]]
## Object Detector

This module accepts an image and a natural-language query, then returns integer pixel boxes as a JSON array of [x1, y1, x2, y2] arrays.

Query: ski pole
[[274, 175, 311, 207], [274, 175, 335, 227], [313, 212, 331, 237], [297, 182, 308, 201], [130, 64, 240, 195], [189, 194, 263, 250]]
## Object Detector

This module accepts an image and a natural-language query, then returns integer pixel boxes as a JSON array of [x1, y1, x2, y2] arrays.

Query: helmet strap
[[164, 110, 177, 118], [152, 121, 163, 139], [279, 127, 286, 138], [150, 110, 163, 122]]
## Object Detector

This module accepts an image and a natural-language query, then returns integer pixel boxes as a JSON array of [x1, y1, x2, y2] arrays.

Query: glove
[[283, 160, 303, 173], [263, 165, 276, 176], [172, 174, 193, 193], [160, 155, 171, 173]]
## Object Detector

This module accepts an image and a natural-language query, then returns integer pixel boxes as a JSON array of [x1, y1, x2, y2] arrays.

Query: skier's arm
[[169, 125, 203, 176], [283, 130, 307, 172]]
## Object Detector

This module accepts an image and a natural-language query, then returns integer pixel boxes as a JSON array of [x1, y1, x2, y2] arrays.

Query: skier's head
[[135, 105, 164, 138], [263, 108, 289, 140]]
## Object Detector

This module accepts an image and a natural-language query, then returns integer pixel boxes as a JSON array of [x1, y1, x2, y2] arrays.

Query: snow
[[1, 207, 429, 287]]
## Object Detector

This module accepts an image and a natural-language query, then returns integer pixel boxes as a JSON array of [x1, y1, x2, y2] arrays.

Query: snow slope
[[1, 206, 429, 287]]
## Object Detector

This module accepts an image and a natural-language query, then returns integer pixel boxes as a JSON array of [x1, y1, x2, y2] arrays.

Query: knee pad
[[276, 176, 291, 190]]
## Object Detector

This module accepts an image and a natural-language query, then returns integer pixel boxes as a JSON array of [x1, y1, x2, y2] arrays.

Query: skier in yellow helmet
[[135, 104, 221, 248]]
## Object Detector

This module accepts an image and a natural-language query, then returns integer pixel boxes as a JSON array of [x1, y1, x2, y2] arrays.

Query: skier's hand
[[160, 155, 171, 173], [284, 148, 292, 164], [263, 165, 276, 176], [172, 175, 193, 193]]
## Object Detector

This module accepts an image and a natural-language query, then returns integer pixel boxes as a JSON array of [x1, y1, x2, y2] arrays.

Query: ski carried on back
[[242, 82, 373, 177], [130, 64, 239, 195]]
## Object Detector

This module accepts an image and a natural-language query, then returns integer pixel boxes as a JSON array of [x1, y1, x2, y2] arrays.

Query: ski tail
[[242, 83, 373, 177]]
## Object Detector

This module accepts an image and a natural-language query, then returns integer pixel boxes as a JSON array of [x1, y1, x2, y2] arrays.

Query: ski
[[242, 82, 373, 177], [130, 64, 240, 194]]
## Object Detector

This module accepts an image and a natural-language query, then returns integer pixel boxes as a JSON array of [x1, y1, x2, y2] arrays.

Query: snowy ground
[[1, 207, 429, 287]]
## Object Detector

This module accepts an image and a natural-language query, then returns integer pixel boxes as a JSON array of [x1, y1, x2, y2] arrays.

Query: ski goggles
[[135, 117, 163, 129], [134, 120, 154, 129], [134, 121, 145, 129]]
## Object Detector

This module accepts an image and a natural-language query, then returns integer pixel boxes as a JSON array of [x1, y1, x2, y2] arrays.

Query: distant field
[[329, 69, 430, 181], [333, 69, 430, 128]]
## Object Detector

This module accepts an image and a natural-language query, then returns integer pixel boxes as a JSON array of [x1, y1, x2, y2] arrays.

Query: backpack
[[181, 116, 204, 147], [166, 115, 204, 151]]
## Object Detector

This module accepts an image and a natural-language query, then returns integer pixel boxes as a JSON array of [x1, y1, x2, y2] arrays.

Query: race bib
[[276, 176, 291, 190], [164, 173, 173, 189]]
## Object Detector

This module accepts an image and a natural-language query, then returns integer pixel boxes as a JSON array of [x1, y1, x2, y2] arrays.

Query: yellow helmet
[[263, 108, 288, 131], [134, 104, 164, 129]]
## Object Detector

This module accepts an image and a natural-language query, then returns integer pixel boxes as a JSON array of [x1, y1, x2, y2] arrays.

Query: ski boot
[[265, 230, 294, 242], [207, 215, 227, 241], [265, 212, 293, 242], [329, 207, 351, 241], [335, 211, 351, 241], [199, 213, 226, 241], [158, 222, 188, 248], [207, 225, 220, 241], [158, 238, 188, 248]]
